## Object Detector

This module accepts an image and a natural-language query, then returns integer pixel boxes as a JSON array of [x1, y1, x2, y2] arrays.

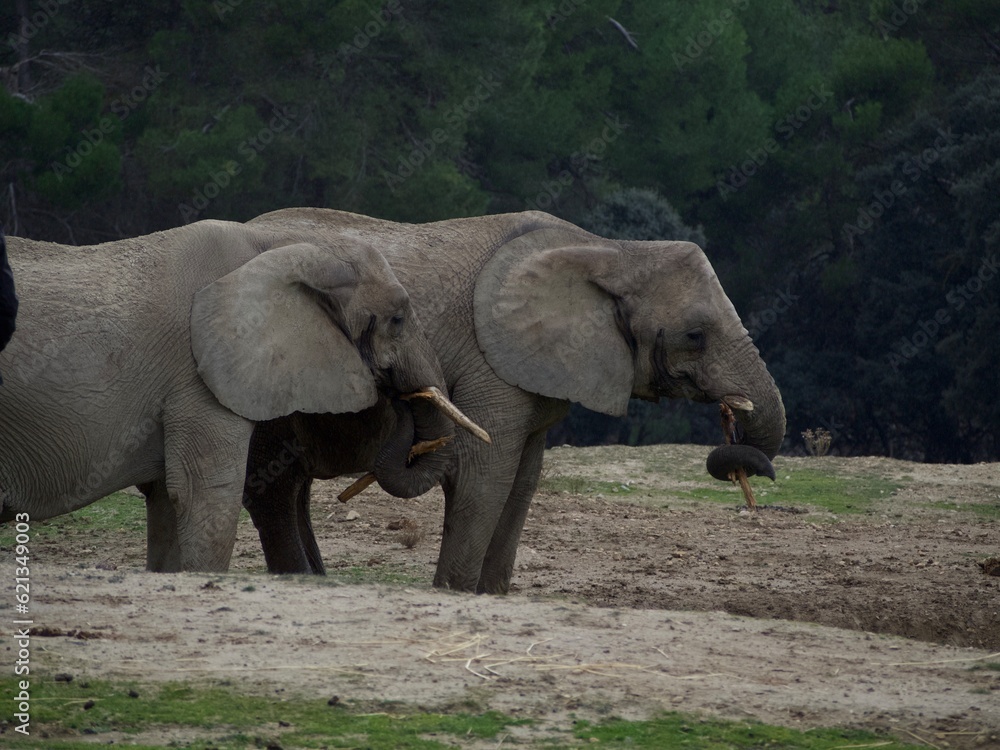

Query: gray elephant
[[243, 209, 786, 592], [0, 220, 477, 572]]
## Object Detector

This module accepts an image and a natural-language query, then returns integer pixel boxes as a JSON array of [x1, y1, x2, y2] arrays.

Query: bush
[[583, 187, 707, 245]]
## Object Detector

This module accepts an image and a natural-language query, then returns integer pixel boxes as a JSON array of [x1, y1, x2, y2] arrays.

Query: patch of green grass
[[0, 491, 146, 547], [5, 677, 930, 749], [327, 562, 429, 586], [572, 714, 923, 749], [1, 493, 258, 552], [3, 677, 523, 748], [678, 467, 900, 515], [539, 476, 637, 496]]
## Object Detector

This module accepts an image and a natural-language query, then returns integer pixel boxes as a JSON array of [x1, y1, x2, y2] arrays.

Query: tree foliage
[[1, 0, 998, 459]]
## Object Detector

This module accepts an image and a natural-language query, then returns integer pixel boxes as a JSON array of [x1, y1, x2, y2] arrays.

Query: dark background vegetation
[[2, 0, 998, 461]]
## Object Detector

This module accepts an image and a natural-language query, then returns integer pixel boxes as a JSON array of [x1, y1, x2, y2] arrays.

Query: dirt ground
[[12, 445, 1000, 747]]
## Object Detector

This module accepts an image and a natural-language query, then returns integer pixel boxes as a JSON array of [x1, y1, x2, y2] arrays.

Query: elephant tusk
[[402, 387, 492, 444], [723, 394, 754, 412]]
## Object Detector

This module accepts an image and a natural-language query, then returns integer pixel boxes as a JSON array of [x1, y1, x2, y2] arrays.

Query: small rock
[[345, 510, 360, 521]]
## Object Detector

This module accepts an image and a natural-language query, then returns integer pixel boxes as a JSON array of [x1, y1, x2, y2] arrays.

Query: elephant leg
[[140, 480, 182, 572], [251, 469, 324, 574], [244, 420, 324, 574], [161, 406, 252, 572], [295, 478, 325, 574], [476, 429, 548, 594], [435, 457, 520, 592], [432, 399, 524, 591], [432, 385, 564, 593]]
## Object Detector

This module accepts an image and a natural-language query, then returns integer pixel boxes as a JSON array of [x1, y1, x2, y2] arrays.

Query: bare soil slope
[[12, 446, 1000, 746]]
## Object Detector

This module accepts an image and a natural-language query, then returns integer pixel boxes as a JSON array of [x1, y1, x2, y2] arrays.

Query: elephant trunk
[[706, 339, 786, 480], [374, 396, 455, 498], [731, 369, 785, 461]]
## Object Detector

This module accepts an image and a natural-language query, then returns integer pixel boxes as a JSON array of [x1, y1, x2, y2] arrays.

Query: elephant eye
[[685, 330, 706, 350], [388, 311, 405, 331]]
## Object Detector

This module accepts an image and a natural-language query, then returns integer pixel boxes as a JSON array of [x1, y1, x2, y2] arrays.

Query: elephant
[[0, 219, 479, 572], [242, 208, 786, 592]]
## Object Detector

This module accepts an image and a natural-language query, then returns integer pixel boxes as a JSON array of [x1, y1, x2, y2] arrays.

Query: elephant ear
[[474, 227, 634, 416], [190, 242, 377, 421]]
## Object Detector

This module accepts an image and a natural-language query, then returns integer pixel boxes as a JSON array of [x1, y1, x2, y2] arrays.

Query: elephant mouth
[[652, 363, 711, 403], [651, 332, 756, 412], [400, 387, 491, 444], [652, 328, 710, 402], [341, 388, 491, 503]]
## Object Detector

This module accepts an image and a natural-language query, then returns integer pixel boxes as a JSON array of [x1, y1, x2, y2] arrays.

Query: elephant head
[[189, 239, 464, 498], [474, 226, 785, 469]]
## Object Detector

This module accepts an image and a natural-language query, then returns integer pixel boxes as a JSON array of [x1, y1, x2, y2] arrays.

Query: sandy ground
[[6, 445, 1000, 746]]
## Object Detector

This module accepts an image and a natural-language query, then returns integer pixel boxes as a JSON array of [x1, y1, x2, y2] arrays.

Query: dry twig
[[719, 403, 756, 510], [900, 728, 943, 750]]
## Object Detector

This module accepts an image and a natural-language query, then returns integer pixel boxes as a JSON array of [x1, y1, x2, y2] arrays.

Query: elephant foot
[[706, 444, 776, 482]]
